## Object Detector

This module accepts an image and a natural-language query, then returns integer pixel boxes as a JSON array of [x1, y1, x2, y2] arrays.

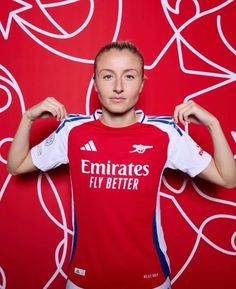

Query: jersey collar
[[93, 109, 146, 123]]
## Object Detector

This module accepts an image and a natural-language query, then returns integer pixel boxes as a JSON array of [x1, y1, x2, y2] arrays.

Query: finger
[[173, 103, 189, 124], [179, 106, 194, 124], [54, 100, 67, 120], [173, 101, 195, 124], [40, 100, 62, 120], [44, 97, 67, 121], [43, 104, 60, 119], [61, 105, 67, 120], [179, 101, 202, 125], [173, 102, 189, 122], [173, 104, 183, 123]]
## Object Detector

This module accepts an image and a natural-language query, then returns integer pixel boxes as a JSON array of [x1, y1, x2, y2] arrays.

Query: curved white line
[[85, 77, 95, 115], [0, 173, 12, 201], [192, 180, 236, 207], [43, 239, 68, 289], [111, 0, 123, 42], [0, 138, 13, 164], [85, 0, 123, 114], [231, 131, 236, 142], [36, 0, 71, 35], [14, 0, 122, 64], [231, 131, 236, 159], [162, 174, 189, 194], [161, 0, 236, 77], [232, 231, 236, 251], [0, 65, 25, 114], [0, 68, 25, 205], [145, 1, 234, 74], [163, 0, 233, 34], [14, 14, 94, 64], [43, 0, 80, 8], [183, 77, 235, 103], [145, 0, 229, 69], [143, 0, 235, 76], [200, 214, 236, 255], [0, 85, 11, 113], [37, 0, 81, 35], [165, 0, 200, 15], [171, 213, 236, 284], [161, 192, 236, 254], [37, 173, 73, 234], [144, 33, 176, 70], [37, 173, 72, 288], [55, 239, 68, 278], [176, 39, 236, 89], [178, 37, 235, 77], [217, 15, 236, 56], [176, 37, 234, 79], [161, 192, 236, 284], [19, 0, 95, 38], [0, 266, 6, 289]]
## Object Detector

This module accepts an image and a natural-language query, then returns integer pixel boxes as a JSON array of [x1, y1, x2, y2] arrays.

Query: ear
[[93, 76, 98, 92], [139, 77, 145, 93]]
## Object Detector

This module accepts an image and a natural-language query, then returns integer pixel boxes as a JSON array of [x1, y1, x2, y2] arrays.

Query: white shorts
[[66, 277, 171, 289]]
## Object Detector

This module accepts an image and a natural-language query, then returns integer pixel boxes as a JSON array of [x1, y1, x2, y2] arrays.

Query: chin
[[106, 107, 135, 116]]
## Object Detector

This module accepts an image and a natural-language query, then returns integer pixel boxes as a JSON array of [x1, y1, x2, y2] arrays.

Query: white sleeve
[[166, 125, 212, 177], [31, 124, 69, 172]]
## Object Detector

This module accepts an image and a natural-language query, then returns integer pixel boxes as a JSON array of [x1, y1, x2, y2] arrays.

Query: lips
[[110, 96, 125, 102]]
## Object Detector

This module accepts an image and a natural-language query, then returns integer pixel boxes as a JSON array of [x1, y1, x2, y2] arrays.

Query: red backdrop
[[0, 1, 236, 289]]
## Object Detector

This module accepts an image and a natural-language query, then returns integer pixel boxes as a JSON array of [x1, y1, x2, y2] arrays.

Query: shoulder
[[144, 115, 183, 136], [55, 113, 95, 134]]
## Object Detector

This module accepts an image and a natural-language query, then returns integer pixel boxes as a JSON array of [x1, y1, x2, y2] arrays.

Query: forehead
[[95, 49, 142, 71]]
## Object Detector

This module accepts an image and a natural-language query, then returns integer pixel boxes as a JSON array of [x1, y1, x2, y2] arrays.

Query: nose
[[113, 77, 124, 94]]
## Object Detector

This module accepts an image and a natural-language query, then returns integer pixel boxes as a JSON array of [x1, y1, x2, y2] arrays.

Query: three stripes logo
[[80, 140, 97, 151]]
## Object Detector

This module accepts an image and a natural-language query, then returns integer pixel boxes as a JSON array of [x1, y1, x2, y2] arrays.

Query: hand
[[25, 97, 67, 122], [173, 100, 218, 128]]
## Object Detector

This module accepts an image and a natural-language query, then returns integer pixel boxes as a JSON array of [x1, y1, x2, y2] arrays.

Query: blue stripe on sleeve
[[56, 116, 92, 133]]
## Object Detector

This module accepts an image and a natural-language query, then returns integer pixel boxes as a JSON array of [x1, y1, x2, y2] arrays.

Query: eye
[[125, 74, 135, 80], [103, 74, 113, 80]]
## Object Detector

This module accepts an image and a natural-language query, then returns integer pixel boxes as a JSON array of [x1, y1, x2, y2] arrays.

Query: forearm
[[7, 112, 36, 175], [7, 97, 67, 175], [207, 117, 236, 188]]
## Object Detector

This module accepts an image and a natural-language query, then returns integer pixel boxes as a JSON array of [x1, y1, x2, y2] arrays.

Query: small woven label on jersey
[[74, 267, 86, 276]]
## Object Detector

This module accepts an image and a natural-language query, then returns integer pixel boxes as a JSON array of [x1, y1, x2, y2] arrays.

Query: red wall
[[0, 1, 235, 289]]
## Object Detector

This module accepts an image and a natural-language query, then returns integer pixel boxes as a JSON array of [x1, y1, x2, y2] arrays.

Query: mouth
[[110, 96, 125, 102]]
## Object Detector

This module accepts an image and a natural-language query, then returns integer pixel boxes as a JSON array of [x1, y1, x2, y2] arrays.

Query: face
[[94, 49, 144, 120]]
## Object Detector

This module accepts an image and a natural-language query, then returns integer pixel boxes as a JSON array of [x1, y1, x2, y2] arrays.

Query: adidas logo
[[80, 140, 97, 151]]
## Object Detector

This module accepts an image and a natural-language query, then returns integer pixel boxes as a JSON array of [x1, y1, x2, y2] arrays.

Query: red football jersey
[[31, 110, 211, 289]]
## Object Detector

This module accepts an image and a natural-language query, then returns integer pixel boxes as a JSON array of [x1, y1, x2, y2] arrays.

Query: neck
[[100, 109, 138, 127]]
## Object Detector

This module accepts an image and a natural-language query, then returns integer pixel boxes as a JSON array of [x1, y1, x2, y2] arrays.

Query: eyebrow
[[98, 68, 141, 75]]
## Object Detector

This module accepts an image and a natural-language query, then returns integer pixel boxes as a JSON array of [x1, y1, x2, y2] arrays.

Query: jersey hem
[[66, 277, 171, 289]]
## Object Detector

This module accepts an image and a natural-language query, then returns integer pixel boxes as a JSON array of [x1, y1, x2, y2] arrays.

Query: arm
[[173, 101, 236, 188], [7, 97, 67, 175]]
